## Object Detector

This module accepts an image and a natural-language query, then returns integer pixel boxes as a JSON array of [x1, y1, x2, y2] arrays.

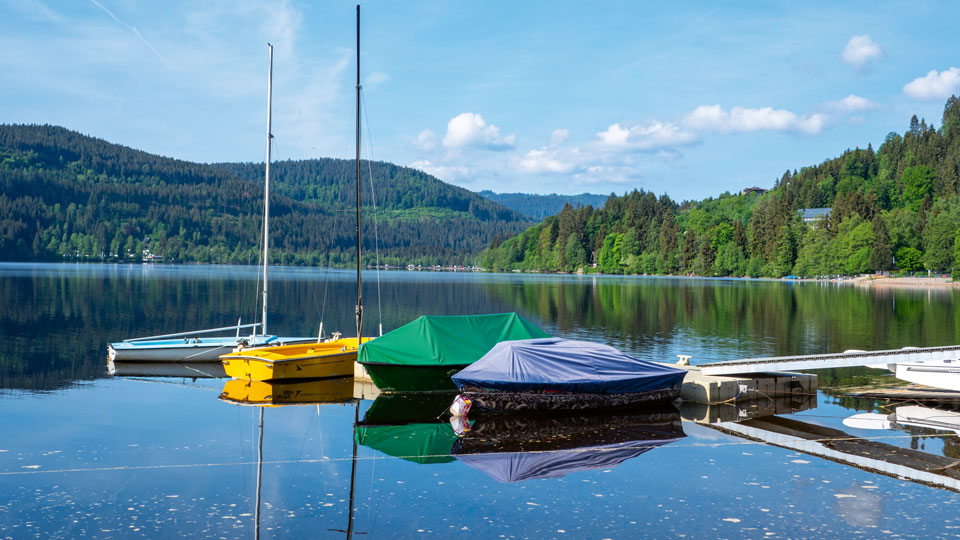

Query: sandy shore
[[848, 276, 958, 288]]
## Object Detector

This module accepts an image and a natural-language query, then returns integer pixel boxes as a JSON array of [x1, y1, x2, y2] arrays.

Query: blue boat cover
[[451, 338, 687, 394], [455, 438, 680, 483]]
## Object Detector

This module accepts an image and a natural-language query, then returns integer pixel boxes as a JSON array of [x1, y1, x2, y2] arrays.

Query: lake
[[2, 263, 960, 539]]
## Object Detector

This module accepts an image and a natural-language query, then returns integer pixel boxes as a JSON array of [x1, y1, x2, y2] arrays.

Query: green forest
[[0, 125, 534, 266], [480, 96, 960, 278]]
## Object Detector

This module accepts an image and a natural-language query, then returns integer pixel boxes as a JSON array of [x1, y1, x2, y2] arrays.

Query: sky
[[1, 1, 959, 202]]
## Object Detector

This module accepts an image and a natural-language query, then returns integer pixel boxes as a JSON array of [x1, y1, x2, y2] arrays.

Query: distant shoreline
[[846, 276, 958, 288]]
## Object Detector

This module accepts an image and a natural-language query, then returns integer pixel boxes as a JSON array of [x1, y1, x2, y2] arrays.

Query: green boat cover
[[357, 313, 549, 367], [354, 423, 460, 464]]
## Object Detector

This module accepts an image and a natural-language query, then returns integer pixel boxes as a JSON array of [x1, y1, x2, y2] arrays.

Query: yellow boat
[[218, 376, 356, 406], [221, 337, 373, 381]]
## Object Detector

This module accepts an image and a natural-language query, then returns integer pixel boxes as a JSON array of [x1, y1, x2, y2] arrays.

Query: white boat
[[886, 359, 960, 391], [107, 44, 313, 362]]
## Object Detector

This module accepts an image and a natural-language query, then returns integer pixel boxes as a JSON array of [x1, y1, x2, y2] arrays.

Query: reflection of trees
[[4, 268, 959, 392], [0, 267, 532, 392], [492, 277, 960, 362]]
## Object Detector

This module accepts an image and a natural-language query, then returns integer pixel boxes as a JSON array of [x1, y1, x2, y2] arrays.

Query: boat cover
[[454, 438, 679, 483], [451, 338, 687, 394], [357, 313, 549, 367]]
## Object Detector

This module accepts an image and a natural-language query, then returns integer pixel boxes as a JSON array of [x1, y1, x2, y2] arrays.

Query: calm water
[[3, 263, 960, 539]]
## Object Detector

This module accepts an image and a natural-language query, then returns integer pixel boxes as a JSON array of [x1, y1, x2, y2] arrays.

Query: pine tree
[[870, 216, 893, 272]]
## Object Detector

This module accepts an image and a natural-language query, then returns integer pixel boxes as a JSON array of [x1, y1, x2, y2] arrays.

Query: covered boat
[[357, 313, 549, 392], [452, 338, 687, 412]]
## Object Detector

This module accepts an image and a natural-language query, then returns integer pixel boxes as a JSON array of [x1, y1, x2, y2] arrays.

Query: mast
[[262, 43, 274, 336], [354, 5, 363, 343]]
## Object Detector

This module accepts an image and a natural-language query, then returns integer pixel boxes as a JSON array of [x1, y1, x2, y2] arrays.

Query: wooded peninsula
[[481, 96, 960, 279]]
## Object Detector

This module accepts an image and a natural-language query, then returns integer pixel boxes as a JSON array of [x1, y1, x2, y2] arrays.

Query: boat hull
[[361, 363, 470, 392], [107, 336, 315, 362], [221, 338, 372, 381], [894, 361, 960, 391], [459, 385, 682, 413]]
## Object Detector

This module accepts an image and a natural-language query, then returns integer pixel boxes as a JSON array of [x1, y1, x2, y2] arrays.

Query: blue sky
[[2, 1, 958, 201]]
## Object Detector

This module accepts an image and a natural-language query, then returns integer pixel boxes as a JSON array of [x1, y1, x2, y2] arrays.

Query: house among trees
[[797, 208, 831, 223], [741, 187, 767, 196]]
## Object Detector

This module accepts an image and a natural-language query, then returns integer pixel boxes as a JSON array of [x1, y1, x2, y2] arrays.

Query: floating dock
[[697, 345, 960, 376], [675, 364, 817, 405]]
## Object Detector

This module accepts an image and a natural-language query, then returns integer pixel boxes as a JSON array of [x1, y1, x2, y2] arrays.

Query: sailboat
[[107, 44, 313, 363], [221, 6, 373, 381]]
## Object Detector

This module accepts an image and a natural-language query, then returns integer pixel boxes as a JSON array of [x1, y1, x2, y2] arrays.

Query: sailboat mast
[[262, 43, 274, 337], [354, 4, 363, 342]]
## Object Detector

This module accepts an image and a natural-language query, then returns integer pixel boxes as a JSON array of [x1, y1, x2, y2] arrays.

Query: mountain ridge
[[0, 124, 535, 265]]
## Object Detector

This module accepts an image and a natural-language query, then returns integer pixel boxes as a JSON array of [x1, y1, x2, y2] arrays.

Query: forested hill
[[0, 124, 535, 265], [477, 191, 608, 219], [481, 96, 960, 278]]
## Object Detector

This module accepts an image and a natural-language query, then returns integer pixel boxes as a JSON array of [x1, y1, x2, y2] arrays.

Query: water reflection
[[108, 359, 226, 378], [354, 393, 686, 482], [711, 407, 960, 492], [217, 376, 364, 539], [844, 404, 960, 435], [4, 264, 960, 391], [452, 406, 685, 483], [219, 378, 356, 407]]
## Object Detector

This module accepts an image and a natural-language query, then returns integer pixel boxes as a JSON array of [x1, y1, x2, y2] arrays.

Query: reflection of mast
[[348, 401, 359, 539], [255, 407, 264, 540], [331, 400, 362, 538]]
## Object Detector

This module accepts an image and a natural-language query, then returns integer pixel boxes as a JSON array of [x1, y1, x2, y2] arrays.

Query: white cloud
[[515, 146, 578, 174], [442, 112, 515, 150], [828, 94, 880, 112], [573, 164, 641, 185], [366, 71, 389, 87], [685, 105, 826, 135], [549, 128, 571, 147], [841, 34, 883, 69], [903, 67, 960, 100], [409, 160, 470, 181], [413, 129, 438, 151], [595, 121, 697, 151]]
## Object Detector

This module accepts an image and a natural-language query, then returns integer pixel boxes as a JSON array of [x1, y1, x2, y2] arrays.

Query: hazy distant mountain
[[0, 124, 535, 265], [478, 190, 608, 219]]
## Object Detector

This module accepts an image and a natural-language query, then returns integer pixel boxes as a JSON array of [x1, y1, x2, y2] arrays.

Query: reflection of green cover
[[355, 423, 459, 464], [362, 393, 457, 425], [358, 313, 549, 367]]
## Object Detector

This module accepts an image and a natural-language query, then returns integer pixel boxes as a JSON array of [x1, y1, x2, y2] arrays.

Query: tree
[[597, 234, 621, 274], [870, 216, 893, 272], [679, 230, 696, 273], [902, 165, 935, 211], [896, 247, 923, 272], [564, 234, 587, 271], [771, 224, 795, 277]]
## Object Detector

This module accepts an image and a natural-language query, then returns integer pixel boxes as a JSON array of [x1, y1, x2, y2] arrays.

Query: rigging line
[[283, 410, 317, 508], [360, 88, 383, 332], [9, 429, 960, 477]]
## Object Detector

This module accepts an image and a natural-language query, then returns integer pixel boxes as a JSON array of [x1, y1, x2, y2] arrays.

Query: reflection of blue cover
[[452, 338, 686, 394], [455, 438, 680, 482]]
